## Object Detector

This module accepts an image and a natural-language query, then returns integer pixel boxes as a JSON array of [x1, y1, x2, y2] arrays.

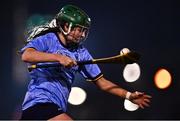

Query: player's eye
[[74, 27, 87, 34]]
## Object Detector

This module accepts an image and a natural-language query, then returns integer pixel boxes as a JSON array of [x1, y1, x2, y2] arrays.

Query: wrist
[[125, 91, 132, 100], [52, 53, 62, 61]]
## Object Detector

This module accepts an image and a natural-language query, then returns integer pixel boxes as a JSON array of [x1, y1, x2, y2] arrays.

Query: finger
[[65, 62, 74, 68], [144, 95, 152, 98], [142, 101, 150, 107], [135, 91, 144, 96], [70, 61, 76, 67], [139, 104, 144, 109], [73, 60, 77, 65], [66, 60, 76, 67], [65, 64, 71, 68], [144, 99, 151, 103], [64, 62, 69, 67]]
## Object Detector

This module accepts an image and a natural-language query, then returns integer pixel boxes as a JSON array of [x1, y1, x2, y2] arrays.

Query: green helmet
[[56, 5, 91, 30]]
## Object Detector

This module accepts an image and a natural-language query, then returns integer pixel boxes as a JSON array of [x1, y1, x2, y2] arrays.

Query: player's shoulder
[[37, 31, 56, 38], [30, 32, 55, 41], [44, 32, 56, 38], [77, 45, 89, 53], [39, 32, 57, 43]]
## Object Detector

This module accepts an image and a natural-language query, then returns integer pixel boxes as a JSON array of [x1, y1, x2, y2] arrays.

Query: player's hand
[[55, 54, 77, 68], [129, 91, 152, 109]]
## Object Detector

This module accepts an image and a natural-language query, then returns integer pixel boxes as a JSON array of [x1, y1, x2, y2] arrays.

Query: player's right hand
[[55, 54, 77, 68]]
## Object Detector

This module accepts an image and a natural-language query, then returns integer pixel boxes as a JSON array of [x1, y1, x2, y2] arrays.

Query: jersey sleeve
[[78, 49, 103, 81], [20, 35, 49, 54]]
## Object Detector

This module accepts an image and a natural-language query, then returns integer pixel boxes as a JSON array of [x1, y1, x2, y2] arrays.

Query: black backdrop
[[0, 0, 180, 119]]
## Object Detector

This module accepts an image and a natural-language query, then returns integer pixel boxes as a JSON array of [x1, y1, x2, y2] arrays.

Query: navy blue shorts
[[20, 103, 64, 120]]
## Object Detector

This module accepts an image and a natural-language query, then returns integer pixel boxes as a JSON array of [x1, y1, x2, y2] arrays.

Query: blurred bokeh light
[[154, 68, 172, 89], [124, 99, 139, 111], [68, 87, 87, 105], [123, 63, 141, 82]]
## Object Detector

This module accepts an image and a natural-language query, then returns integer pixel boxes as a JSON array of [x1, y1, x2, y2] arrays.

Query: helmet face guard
[[55, 5, 91, 41]]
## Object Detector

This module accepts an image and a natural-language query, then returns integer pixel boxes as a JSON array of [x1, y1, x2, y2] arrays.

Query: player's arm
[[94, 77, 151, 109], [94, 77, 128, 99], [21, 48, 77, 67]]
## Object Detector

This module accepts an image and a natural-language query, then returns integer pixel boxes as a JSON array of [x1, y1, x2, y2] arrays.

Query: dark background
[[0, 0, 180, 119]]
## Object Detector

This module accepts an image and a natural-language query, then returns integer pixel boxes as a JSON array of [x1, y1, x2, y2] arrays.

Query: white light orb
[[68, 87, 87, 105], [124, 99, 139, 111], [123, 63, 141, 82]]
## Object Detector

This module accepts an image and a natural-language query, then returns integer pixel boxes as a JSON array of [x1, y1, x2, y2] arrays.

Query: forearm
[[95, 77, 129, 99], [21, 48, 59, 63]]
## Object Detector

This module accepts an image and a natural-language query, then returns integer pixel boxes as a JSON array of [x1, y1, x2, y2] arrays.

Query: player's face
[[65, 26, 88, 44]]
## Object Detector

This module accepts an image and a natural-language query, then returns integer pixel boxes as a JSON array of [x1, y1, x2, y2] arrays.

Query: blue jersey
[[20, 32, 103, 112]]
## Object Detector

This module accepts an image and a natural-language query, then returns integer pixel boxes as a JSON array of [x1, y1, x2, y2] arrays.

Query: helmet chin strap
[[59, 23, 72, 35]]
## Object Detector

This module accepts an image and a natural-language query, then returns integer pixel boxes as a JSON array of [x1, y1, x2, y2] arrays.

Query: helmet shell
[[56, 5, 91, 29]]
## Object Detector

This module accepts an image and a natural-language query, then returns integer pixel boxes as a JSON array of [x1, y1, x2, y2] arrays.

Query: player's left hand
[[129, 91, 152, 109]]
